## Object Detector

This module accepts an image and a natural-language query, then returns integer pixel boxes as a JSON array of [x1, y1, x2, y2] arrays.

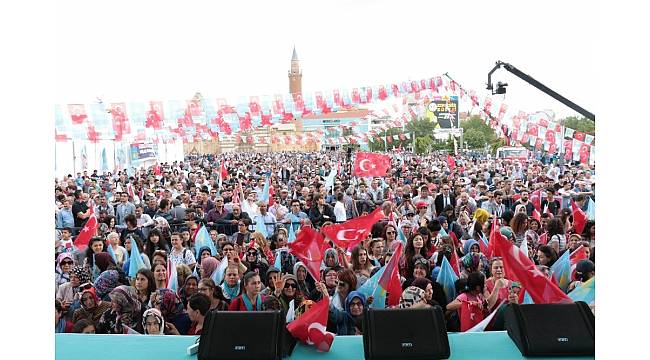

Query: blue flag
[[288, 221, 298, 243], [107, 245, 118, 265], [259, 177, 270, 204], [128, 240, 146, 278], [194, 225, 218, 257], [567, 277, 595, 305], [397, 226, 407, 243], [551, 249, 572, 292], [357, 266, 387, 309], [522, 290, 535, 304], [92, 254, 101, 280], [211, 257, 229, 285], [436, 256, 459, 304], [274, 250, 283, 270], [255, 215, 269, 238]]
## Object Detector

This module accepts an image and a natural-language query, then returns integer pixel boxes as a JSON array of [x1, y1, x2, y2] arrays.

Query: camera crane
[[486, 61, 594, 121]]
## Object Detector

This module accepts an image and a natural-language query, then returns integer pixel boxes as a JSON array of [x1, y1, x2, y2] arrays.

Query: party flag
[[520, 237, 529, 256], [211, 258, 229, 285], [255, 215, 269, 238], [128, 237, 146, 278], [324, 167, 337, 193], [274, 249, 283, 270], [356, 266, 387, 309], [194, 225, 218, 257], [551, 249, 572, 292], [522, 290, 535, 304], [107, 244, 118, 264], [378, 242, 403, 307], [571, 200, 588, 234], [321, 208, 383, 249], [436, 256, 459, 304], [259, 177, 270, 204], [397, 226, 407, 243], [288, 227, 328, 282], [288, 221, 297, 243], [567, 277, 595, 306], [74, 215, 98, 251]]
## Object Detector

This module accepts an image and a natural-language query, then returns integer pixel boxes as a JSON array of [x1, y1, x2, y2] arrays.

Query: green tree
[[460, 115, 502, 152], [560, 116, 595, 135]]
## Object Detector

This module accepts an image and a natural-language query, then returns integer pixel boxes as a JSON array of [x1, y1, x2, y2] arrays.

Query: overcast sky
[[55, 0, 596, 120]]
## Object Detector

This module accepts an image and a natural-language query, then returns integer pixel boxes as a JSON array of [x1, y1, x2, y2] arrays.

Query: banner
[[130, 142, 158, 162], [426, 96, 459, 128]]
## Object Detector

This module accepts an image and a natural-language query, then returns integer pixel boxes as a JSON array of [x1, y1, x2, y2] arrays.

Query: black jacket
[[308, 204, 336, 228]]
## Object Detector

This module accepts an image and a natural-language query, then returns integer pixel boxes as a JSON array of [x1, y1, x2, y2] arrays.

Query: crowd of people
[[54, 149, 595, 335]]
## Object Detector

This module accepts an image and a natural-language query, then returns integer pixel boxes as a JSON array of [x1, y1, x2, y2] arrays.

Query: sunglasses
[[284, 283, 297, 289], [386, 231, 395, 235], [61, 260, 73, 265], [247, 252, 258, 256]]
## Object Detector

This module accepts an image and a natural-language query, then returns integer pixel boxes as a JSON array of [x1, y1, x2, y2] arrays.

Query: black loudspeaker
[[505, 301, 595, 357], [363, 306, 450, 360], [198, 310, 284, 360]]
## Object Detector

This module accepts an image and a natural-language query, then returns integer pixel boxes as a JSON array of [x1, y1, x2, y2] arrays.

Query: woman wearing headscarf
[[327, 287, 368, 335], [273, 274, 303, 314], [460, 252, 489, 279], [150, 288, 191, 335], [242, 245, 269, 279], [55, 253, 74, 294], [293, 262, 315, 299], [57, 265, 91, 317], [411, 277, 445, 308], [93, 257, 129, 301], [199, 256, 219, 279], [142, 308, 165, 335], [96, 285, 142, 334], [72, 287, 111, 325], [322, 248, 341, 270], [55, 300, 73, 333], [179, 275, 199, 308], [399, 286, 429, 309]]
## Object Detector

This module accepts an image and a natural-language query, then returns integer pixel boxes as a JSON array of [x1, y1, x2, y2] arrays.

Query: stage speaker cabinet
[[363, 306, 450, 360], [198, 309, 286, 360], [504, 301, 595, 357]]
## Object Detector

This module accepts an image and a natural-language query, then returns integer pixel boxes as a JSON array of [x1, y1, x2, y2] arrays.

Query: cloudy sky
[[55, 0, 596, 119]]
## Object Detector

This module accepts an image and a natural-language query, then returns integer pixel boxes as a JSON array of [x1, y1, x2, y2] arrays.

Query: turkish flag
[[486, 219, 503, 259], [321, 208, 383, 250], [447, 154, 456, 170], [545, 130, 556, 144], [261, 112, 273, 126], [353, 151, 391, 177], [220, 162, 228, 181], [87, 125, 101, 143], [530, 189, 542, 212], [288, 227, 328, 282], [532, 209, 541, 222], [146, 101, 164, 130], [579, 143, 590, 164], [494, 229, 572, 304], [378, 242, 404, 306], [574, 132, 586, 141], [527, 123, 538, 136], [286, 296, 335, 352], [450, 247, 461, 278], [571, 200, 587, 234], [378, 86, 388, 100], [570, 245, 589, 280], [249, 97, 261, 116], [74, 215, 98, 251]]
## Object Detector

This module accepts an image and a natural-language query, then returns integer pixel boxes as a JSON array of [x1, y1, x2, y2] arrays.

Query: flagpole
[[72, 140, 76, 175]]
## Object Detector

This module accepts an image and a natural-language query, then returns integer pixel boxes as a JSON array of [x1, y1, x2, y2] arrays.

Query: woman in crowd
[[72, 287, 111, 325], [106, 232, 128, 268], [57, 265, 91, 316], [568, 259, 595, 292], [123, 235, 152, 273], [509, 212, 529, 247], [84, 237, 106, 277], [331, 269, 357, 313], [321, 267, 339, 299], [382, 224, 399, 249], [325, 279, 368, 335], [323, 248, 341, 270], [581, 220, 596, 247], [242, 245, 269, 279], [350, 245, 375, 288], [71, 319, 96, 334], [460, 252, 489, 279], [251, 231, 274, 262], [404, 256, 448, 309], [152, 263, 167, 290], [484, 257, 519, 311], [197, 278, 229, 311], [142, 308, 165, 335], [199, 256, 219, 280], [168, 232, 196, 270], [229, 271, 266, 311], [293, 262, 315, 299], [144, 228, 171, 261], [151, 288, 191, 335], [399, 286, 429, 309], [536, 245, 558, 268], [411, 277, 444, 308], [401, 232, 428, 278], [179, 275, 199, 307], [186, 294, 211, 335], [546, 218, 566, 254], [273, 274, 302, 313], [55, 253, 74, 294], [446, 272, 488, 332], [220, 264, 242, 302], [367, 238, 385, 267], [96, 285, 142, 334], [134, 268, 156, 313], [528, 218, 542, 235], [55, 300, 73, 333]]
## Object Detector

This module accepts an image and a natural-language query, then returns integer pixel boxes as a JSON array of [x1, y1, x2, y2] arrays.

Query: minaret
[[288, 46, 302, 97]]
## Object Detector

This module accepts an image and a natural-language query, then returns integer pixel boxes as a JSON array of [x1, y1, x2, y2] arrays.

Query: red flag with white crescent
[[74, 215, 98, 251], [353, 151, 391, 177], [288, 227, 328, 282], [321, 208, 383, 250], [286, 296, 335, 352]]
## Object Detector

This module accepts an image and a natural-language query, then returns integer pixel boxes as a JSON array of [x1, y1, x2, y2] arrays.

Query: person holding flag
[[446, 272, 489, 332]]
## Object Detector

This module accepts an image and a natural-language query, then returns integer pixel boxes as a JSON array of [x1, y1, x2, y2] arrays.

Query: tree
[[560, 116, 595, 135], [461, 115, 501, 151]]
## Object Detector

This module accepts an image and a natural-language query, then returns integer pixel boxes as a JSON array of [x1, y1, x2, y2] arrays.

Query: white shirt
[[334, 201, 347, 223]]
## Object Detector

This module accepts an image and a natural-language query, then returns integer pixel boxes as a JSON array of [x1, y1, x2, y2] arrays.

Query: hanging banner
[[426, 96, 459, 128], [130, 142, 158, 162]]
